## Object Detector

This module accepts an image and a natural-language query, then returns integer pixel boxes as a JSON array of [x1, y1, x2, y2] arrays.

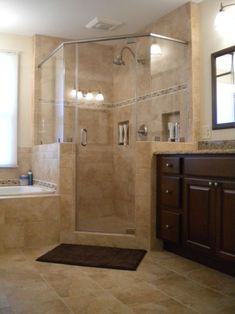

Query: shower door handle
[[80, 128, 87, 146]]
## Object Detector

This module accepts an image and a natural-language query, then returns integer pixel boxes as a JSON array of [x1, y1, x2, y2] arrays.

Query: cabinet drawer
[[184, 156, 235, 178], [160, 157, 180, 174], [161, 176, 181, 208], [161, 210, 181, 243]]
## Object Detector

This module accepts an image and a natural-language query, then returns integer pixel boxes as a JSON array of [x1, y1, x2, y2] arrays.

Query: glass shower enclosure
[[37, 33, 189, 235]]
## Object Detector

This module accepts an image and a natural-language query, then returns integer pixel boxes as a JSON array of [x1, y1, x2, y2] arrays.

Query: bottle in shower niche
[[28, 170, 33, 185], [175, 122, 180, 142]]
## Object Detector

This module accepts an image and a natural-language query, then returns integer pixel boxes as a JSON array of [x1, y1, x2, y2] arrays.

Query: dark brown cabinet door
[[216, 181, 235, 262], [183, 178, 215, 254]]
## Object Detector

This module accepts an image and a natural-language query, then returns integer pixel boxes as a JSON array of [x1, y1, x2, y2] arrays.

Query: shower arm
[[120, 46, 135, 59]]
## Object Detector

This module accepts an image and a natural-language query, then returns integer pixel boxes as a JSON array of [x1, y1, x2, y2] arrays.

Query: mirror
[[211, 45, 235, 129]]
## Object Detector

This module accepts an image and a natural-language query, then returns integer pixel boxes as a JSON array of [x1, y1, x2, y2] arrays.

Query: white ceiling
[[0, 0, 202, 40]]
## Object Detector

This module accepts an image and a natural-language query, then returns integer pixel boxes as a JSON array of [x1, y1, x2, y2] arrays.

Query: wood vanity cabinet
[[156, 154, 235, 276]]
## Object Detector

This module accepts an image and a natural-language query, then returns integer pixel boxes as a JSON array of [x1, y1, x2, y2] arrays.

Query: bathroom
[[0, 0, 235, 313]]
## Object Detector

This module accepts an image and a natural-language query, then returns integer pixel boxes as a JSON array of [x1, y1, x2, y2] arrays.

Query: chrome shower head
[[113, 55, 125, 66], [113, 46, 145, 66]]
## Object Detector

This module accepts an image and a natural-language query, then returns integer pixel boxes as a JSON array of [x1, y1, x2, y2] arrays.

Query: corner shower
[[37, 32, 189, 235]]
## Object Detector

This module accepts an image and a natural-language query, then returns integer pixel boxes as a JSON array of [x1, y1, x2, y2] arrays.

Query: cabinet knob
[[165, 163, 172, 168], [214, 182, 219, 187], [208, 181, 213, 186], [165, 224, 170, 229], [165, 189, 170, 194]]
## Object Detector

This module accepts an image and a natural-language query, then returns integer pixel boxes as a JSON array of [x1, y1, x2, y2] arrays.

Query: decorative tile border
[[0, 178, 57, 191], [39, 83, 188, 110], [33, 179, 57, 191], [0, 179, 19, 186]]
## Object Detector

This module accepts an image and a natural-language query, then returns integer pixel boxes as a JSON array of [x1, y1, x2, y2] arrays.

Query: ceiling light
[[96, 92, 104, 101], [151, 43, 162, 55], [215, 2, 235, 34]]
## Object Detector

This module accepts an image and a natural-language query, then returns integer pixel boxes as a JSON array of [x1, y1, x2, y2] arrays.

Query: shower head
[[113, 46, 145, 66], [113, 55, 125, 65]]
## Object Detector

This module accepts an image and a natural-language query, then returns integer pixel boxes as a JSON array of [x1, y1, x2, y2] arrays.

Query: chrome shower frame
[[37, 32, 188, 68]]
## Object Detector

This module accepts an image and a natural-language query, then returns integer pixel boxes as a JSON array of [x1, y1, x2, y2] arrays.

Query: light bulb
[[70, 89, 77, 98], [77, 90, 83, 99], [85, 91, 94, 100], [96, 92, 104, 101], [151, 44, 162, 55]]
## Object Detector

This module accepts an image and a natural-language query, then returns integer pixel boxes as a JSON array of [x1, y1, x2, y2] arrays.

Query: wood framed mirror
[[211, 45, 235, 129]]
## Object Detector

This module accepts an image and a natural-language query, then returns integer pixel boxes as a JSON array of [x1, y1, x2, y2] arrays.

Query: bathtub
[[0, 185, 56, 196]]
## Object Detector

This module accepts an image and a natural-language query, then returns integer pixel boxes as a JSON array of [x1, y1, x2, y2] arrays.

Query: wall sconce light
[[150, 43, 162, 56], [85, 91, 94, 101], [76, 90, 83, 99], [70, 88, 77, 98], [215, 2, 235, 34], [96, 91, 104, 101], [70, 88, 104, 102]]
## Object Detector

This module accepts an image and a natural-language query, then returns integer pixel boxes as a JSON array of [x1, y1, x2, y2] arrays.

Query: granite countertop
[[154, 149, 235, 155]]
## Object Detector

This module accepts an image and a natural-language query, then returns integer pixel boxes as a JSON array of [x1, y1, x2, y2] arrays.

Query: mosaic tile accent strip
[[39, 83, 188, 110], [33, 179, 57, 191], [0, 179, 19, 186]]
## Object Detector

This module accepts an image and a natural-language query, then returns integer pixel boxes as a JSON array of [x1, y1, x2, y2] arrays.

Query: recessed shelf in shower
[[118, 121, 129, 146]]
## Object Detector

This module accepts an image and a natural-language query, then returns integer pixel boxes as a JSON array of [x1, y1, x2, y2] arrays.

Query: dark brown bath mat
[[36, 243, 147, 271]]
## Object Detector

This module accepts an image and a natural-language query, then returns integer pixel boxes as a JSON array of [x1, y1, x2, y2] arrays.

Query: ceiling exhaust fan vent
[[85, 17, 123, 31]]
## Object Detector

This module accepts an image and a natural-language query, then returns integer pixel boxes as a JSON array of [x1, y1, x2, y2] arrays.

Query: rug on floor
[[36, 243, 147, 271]]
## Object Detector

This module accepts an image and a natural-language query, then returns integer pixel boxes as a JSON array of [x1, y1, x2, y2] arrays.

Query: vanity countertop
[[154, 149, 235, 155]]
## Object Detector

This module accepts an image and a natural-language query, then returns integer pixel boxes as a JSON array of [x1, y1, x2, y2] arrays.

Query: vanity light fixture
[[76, 90, 83, 99], [214, 2, 235, 33], [96, 91, 104, 101], [70, 88, 77, 98], [85, 91, 94, 100], [150, 43, 162, 55]]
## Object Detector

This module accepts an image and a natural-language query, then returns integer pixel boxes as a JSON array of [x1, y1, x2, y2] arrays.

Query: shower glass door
[[69, 39, 137, 234]]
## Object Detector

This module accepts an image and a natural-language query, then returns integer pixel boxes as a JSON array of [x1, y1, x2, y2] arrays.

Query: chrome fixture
[[137, 124, 148, 136], [113, 46, 145, 65], [218, 2, 235, 12], [38, 32, 188, 68], [80, 128, 87, 146]]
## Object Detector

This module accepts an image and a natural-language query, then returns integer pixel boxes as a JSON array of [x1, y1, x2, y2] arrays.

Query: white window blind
[[0, 51, 18, 167]]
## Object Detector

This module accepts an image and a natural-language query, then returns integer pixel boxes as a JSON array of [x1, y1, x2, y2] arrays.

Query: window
[[0, 51, 18, 167]]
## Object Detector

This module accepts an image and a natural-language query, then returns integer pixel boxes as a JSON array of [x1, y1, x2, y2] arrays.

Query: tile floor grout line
[[152, 259, 235, 300], [20, 248, 75, 314]]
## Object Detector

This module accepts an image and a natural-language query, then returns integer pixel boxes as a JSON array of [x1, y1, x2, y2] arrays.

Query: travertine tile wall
[[33, 35, 65, 145], [0, 195, 60, 250], [32, 143, 59, 184]]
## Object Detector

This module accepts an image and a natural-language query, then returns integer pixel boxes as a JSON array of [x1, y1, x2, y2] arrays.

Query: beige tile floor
[[0, 245, 235, 314]]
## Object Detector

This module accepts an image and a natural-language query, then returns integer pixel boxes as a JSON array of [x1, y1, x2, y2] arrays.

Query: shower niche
[[118, 121, 129, 145]]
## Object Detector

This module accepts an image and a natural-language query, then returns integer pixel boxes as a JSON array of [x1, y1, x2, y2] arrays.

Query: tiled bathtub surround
[[0, 195, 60, 250]]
